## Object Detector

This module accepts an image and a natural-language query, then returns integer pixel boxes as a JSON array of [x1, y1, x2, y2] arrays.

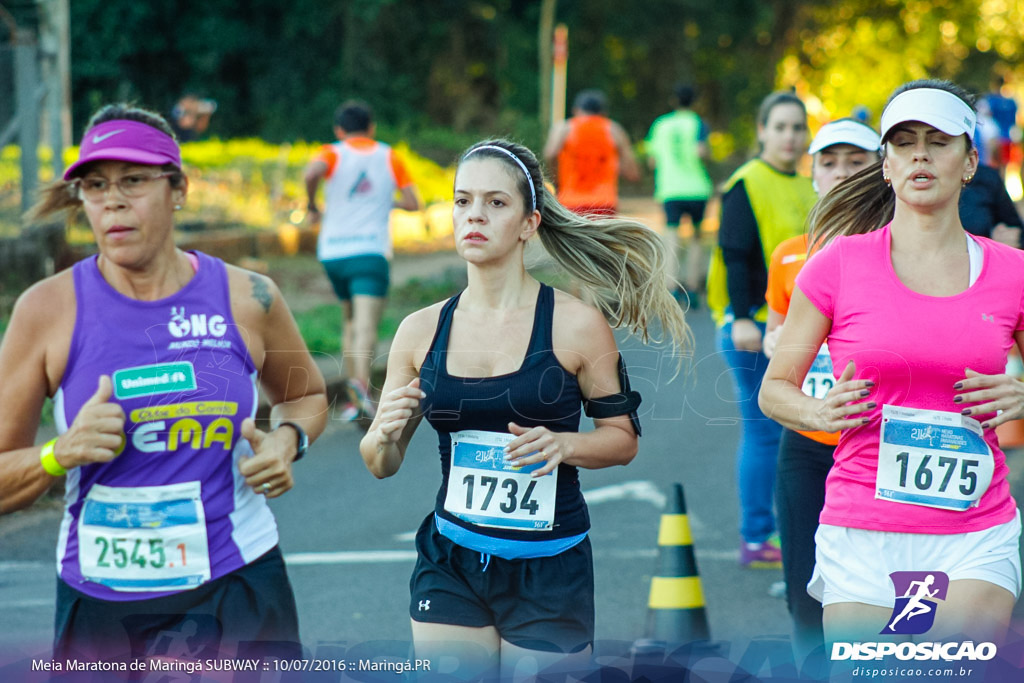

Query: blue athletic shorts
[[663, 199, 707, 230], [321, 254, 390, 300]]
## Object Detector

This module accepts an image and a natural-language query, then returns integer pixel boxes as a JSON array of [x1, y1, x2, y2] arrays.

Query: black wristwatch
[[278, 421, 309, 461]]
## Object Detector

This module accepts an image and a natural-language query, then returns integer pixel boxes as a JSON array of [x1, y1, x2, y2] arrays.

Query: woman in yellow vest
[[706, 91, 818, 567]]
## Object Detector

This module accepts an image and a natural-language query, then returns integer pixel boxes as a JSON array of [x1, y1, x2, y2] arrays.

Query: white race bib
[[876, 405, 994, 511], [802, 342, 834, 400], [78, 481, 210, 592], [444, 430, 558, 531]]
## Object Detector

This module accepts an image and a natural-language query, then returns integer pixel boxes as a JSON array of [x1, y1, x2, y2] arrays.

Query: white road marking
[[285, 550, 418, 565], [0, 598, 53, 608], [582, 480, 667, 508]]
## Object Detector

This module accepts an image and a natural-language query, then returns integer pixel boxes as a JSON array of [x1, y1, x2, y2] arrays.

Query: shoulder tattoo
[[249, 273, 273, 313]]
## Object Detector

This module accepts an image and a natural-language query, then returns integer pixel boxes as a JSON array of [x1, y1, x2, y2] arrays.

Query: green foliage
[[0, 137, 457, 236], [780, 0, 1024, 129], [17, 0, 1024, 186], [291, 271, 467, 355], [293, 304, 344, 355]]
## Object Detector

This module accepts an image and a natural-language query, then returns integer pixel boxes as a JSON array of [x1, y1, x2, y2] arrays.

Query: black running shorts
[[54, 546, 301, 663], [409, 514, 594, 653]]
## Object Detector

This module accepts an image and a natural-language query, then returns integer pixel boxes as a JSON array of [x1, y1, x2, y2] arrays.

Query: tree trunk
[[538, 0, 556, 131]]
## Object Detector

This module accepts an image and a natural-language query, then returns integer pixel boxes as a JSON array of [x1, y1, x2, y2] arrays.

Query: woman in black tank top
[[359, 139, 691, 679]]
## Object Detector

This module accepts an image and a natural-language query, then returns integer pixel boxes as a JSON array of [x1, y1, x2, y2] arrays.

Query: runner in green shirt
[[646, 84, 714, 309]]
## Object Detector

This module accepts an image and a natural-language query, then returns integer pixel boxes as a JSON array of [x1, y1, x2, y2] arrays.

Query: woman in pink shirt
[[759, 80, 1023, 647]]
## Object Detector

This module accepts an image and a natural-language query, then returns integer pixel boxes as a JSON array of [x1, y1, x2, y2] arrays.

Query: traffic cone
[[644, 482, 710, 643]]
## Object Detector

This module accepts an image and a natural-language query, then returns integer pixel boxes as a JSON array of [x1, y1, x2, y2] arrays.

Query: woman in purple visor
[[0, 103, 328, 663]]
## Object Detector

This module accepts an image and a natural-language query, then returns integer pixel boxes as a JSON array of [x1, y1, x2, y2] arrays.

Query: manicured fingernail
[[982, 422, 990, 429], [866, 402, 876, 409], [961, 408, 971, 415], [860, 389, 871, 397], [953, 382, 963, 390], [861, 418, 870, 424], [953, 396, 963, 403], [864, 381, 875, 387]]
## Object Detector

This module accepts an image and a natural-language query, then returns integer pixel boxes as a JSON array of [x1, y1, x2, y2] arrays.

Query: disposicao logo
[[882, 570, 948, 635], [830, 570, 997, 662]]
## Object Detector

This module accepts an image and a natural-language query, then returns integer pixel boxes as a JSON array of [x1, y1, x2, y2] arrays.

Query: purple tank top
[[55, 252, 277, 601]]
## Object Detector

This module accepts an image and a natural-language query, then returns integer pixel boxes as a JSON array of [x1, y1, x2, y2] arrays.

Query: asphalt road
[[4, 295, 1024, 681]]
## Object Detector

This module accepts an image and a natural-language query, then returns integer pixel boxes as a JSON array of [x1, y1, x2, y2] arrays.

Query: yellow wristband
[[40, 438, 66, 477]]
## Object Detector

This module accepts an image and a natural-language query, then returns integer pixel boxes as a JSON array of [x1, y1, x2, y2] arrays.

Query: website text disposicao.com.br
[[836, 640, 996, 679], [852, 664, 979, 678]]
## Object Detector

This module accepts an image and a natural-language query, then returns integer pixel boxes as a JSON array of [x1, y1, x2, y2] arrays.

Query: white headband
[[464, 145, 537, 210], [880, 88, 976, 144], [808, 119, 880, 155]]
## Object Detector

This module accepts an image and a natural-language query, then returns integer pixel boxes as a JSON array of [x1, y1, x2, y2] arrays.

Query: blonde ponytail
[[461, 139, 692, 360], [536, 186, 691, 352]]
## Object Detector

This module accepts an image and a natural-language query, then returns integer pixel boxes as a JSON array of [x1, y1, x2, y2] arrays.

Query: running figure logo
[[881, 571, 949, 635]]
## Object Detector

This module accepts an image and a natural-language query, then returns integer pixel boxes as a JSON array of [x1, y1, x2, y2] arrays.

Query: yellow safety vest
[[706, 158, 817, 326]]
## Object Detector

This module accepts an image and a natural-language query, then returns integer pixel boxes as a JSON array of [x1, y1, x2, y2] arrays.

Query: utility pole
[[38, 0, 71, 179], [538, 0, 556, 132], [14, 25, 39, 214], [551, 24, 568, 127]]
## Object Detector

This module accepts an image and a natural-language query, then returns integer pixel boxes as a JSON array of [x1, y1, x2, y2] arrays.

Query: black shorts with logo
[[409, 514, 594, 653], [54, 546, 301, 664]]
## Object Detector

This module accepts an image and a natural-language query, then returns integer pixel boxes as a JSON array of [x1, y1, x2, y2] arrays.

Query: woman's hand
[[762, 326, 782, 359], [53, 375, 126, 470], [238, 418, 297, 499], [504, 422, 572, 478], [375, 378, 425, 447], [810, 361, 876, 433], [731, 318, 763, 352], [991, 223, 1022, 249], [954, 367, 1024, 428]]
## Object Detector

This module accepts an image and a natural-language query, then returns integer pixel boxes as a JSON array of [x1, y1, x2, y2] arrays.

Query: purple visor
[[63, 119, 182, 180]]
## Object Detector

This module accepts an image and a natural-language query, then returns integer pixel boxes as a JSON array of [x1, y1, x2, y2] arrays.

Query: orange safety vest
[[556, 115, 619, 210]]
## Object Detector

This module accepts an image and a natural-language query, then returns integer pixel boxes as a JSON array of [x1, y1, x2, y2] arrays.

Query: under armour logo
[[981, 313, 994, 323], [418, 600, 430, 611]]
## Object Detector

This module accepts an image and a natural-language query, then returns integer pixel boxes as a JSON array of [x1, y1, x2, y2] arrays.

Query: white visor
[[808, 119, 881, 155], [879, 88, 976, 144]]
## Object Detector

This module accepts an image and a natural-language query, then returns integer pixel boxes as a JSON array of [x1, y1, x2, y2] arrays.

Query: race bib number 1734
[[444, 430, 557, 531]]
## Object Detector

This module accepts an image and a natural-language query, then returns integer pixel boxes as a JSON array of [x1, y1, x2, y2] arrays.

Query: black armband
[[583, 354, 642, 436]]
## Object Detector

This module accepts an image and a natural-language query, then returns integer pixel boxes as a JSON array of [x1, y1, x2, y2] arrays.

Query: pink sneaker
[[347, 379, 377, 420], [338, 402, 360, 422], [740, 540, 782, 568]]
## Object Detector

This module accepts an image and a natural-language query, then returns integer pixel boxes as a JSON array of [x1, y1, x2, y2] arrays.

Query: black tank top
[[419, 283, 589, 540]]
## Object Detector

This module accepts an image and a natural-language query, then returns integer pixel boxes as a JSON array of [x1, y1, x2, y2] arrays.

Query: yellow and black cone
[[645, 482, 710, 643]]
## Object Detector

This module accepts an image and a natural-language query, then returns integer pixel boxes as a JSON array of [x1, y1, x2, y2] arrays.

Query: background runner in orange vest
[[543, 90, 639, 216], [763, 117, 879, 663]]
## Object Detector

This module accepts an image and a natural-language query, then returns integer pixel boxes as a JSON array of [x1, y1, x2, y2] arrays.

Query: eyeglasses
[[71, 172, 175, 202]]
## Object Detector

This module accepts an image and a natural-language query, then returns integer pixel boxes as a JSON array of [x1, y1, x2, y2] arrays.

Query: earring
[[962, 175, 974, 186], [883, 175, 891, 186]]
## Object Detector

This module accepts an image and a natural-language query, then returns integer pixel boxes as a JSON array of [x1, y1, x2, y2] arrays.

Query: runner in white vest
[[305, 100, 420, 420]]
